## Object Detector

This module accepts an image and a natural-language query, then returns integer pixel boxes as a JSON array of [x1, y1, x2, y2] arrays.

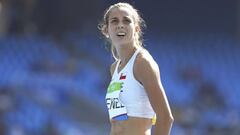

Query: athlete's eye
[[124, 19, 131, 23], [110, 19, 118, 24]]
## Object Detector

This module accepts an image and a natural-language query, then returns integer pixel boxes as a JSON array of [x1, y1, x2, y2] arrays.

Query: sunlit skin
[[105, 6, 174, 135]]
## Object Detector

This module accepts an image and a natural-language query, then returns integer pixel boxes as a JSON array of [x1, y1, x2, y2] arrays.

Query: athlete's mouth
[[116, 32, 126, 37]]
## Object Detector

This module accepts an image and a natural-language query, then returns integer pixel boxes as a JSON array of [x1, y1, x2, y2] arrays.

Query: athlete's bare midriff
[[110, 116, 152, 135]]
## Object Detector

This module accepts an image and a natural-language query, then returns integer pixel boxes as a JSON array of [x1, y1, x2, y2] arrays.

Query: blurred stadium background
[[0, 0, 239, 135]]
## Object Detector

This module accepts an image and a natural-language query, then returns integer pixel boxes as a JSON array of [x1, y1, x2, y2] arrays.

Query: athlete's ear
[[102, 25, 109, 38], [135, 25, 140, 33]]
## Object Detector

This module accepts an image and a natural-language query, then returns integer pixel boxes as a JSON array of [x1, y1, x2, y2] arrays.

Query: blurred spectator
[[0, 87, 16, 135], [195, 81, 225, 109], [7, 0, 37, 35], [0, 0, 9, 37], [0, 119, 6, 135], [45, 120, 58, 135]]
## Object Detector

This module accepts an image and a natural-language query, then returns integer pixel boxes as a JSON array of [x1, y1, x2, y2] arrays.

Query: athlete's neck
[[117, 45, 138, 65]]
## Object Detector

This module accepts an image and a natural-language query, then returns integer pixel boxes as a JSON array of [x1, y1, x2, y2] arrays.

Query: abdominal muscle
[[110, 116, 152, 135]]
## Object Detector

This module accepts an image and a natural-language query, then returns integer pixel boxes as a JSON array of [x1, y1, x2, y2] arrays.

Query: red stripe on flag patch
[[120, 73, 126, 80]]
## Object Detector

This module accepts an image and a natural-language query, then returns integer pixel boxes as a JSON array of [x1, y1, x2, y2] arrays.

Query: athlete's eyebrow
[[110, 17, 118, 20], [123, 16, 131, 20]]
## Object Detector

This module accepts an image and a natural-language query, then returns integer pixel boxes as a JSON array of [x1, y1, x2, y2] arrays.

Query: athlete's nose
[[117, 23, 124, 29]]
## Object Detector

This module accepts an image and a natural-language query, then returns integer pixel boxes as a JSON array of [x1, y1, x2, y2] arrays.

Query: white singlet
[[105, 48, 155, 121]]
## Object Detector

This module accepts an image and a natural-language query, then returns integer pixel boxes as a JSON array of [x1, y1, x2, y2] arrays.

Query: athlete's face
[[107, 7, 139, 47]]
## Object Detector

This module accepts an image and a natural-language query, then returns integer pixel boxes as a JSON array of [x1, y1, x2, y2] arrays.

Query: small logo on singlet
[[107, 82, 123, 93]]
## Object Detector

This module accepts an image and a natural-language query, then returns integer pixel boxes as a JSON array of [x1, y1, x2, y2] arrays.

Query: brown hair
[[98, 2, 146, 60]]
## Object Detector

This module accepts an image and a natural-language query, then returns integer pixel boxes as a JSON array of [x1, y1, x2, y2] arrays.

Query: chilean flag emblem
[[120, 73, 127, 80]]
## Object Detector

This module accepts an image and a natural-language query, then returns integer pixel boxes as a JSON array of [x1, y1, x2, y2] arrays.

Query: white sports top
[[105, 48, 155, 121]]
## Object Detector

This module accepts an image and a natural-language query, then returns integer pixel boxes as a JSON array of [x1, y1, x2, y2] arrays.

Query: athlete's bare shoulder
[[135, 49, 158, 69], [110, 60, 118, 76], [134, 49, 160, 83]]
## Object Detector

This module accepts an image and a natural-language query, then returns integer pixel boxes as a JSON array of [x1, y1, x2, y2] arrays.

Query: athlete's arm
[[134, 51, 174, 135]]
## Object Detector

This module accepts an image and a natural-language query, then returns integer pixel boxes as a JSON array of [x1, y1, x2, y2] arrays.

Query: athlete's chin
[[113, 41, 131, 46], [119, 42, 133, 48]]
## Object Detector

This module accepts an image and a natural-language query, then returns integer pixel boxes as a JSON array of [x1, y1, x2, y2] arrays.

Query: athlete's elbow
[[158, 113, 174, 124], [164, 114, 174, 124], [169, 115, 174, 123]]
